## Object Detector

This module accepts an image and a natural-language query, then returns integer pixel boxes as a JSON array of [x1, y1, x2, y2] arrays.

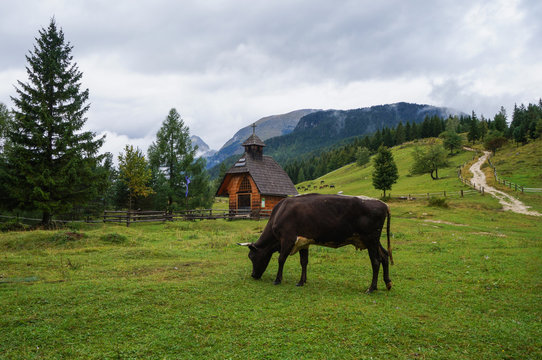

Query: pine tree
[[372, 145, 398, 197], [440, 130, 463, 155], [148, 108, 211, 210], [394, 122, 406, 145], [5, 19, 105, 225], [355, 147, 370, 166], [493, 107, 508, 132], [467, 111, 481, 144]]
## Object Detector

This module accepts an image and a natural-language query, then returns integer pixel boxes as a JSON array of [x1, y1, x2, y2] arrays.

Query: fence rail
[[387, 188, 479, 200], [487, 155, 542, 193], [103, 208, 273, 226]]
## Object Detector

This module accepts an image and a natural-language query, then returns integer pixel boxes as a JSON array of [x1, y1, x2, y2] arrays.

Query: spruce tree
[[6, 19, 105, 225], [372, 145, 398, 197], [148, 108, 212, 210]]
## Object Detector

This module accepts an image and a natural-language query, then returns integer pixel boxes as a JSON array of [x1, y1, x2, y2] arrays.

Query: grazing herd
[[296, 180, 335, 192]]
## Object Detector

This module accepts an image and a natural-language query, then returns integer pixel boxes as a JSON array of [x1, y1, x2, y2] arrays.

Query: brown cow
[[238, 193, 393, 293]]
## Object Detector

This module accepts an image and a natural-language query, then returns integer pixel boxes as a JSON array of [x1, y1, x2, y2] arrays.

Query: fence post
[[521, 186, 524, 193], [127, 211, 130, 227], [443, 191, 446, 198], [481, 187, 484, 195], [461, 189, 464, 197]]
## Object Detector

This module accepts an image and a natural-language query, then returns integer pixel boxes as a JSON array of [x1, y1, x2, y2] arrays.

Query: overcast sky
[[1, 0, 541, 157]]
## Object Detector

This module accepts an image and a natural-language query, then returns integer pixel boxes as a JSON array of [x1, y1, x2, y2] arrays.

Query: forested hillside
[[264, 102, 460, 163]]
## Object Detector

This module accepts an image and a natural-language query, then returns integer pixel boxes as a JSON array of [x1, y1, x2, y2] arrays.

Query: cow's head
[[237, 242, 273, 279]]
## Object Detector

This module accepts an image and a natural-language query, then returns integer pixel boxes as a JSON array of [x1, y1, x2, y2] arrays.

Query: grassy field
[[1, 195, 541, 359], [297, 139, 475, 198], [2, 139, 541, 359]]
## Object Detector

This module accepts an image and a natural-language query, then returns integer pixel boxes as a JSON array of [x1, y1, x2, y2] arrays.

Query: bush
[[0, 220, 30, 232], [53, 231, 84, 244], [100, 233, 128, 244], [428, 197, 449, 208]]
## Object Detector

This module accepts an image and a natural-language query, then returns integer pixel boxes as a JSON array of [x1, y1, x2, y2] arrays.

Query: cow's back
[[270, 194, 387, 243]]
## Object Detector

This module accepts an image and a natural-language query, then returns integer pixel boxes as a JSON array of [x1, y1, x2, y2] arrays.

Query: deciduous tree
[[118, 145, 154, 211], [410, 142, 449, 180]]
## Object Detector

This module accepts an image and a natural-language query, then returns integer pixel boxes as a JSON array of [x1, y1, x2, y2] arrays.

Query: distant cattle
[[238, 193, 393, 293]]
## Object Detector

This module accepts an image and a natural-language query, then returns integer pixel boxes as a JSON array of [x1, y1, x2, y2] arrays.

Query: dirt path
[[468, 151, 541, 216]]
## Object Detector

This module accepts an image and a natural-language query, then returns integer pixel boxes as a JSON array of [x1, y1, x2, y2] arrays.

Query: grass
[[1, 196, 541, 359], [490, 139, 542, 188], [2, 138, 540, 359], [298, 140, 475, 198]]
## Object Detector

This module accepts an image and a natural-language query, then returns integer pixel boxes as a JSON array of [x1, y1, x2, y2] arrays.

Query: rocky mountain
[[204, 109, 318, 168], [190, 135, 216, 159]]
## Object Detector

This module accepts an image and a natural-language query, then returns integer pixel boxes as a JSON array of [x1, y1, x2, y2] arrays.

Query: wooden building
[[216, 125, 298, 214]]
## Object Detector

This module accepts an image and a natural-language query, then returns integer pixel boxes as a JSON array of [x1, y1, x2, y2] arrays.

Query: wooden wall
[[223, 174, 285, 212]]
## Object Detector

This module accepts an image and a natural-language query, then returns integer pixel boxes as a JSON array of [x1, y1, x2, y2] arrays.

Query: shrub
[[100, 233, 128, 244], [428, 197, 449, 208], [0, 221, 30, 232]]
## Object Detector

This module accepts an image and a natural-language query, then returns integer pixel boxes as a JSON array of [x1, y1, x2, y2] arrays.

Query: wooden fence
[[487, 156, 542, 193], [386, 188, 479, 200], [103, 209, 273, 226]]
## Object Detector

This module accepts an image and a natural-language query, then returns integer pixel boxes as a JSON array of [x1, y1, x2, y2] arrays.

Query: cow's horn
[[237, 242, 252, 246]]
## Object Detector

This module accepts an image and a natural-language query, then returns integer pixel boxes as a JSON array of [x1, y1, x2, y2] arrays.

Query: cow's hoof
[[386, 281, 392, 290], [365, 287, 377, 294], [273, 280, 282, 285], [296, 282, 305, 287]]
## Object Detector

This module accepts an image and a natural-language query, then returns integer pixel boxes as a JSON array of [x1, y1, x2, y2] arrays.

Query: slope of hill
[[205, 109, 318, 168], [297, 139, 474, 198], [489, 139, 542, 188], [264, 102, 462, 163]]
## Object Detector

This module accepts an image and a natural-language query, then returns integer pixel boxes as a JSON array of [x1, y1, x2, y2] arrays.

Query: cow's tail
[[387, 206, 394, 265]]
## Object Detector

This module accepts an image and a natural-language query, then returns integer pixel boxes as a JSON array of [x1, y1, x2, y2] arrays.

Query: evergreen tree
[[405, 122, 413, 141], [148, 108, 212, 210], [297, 167, 306, 183], [355, 147, 371, 167], [394, 122, 406, 145], [5, 19, 105, 225], [467, 111, 481, 144], [382, 127, 394, 147], [440, 130, 463, 155], [445, 116, 460, 133], [0, 103, 10, 148], [493, 107, 508, 133], [372, 145, 398, 197]]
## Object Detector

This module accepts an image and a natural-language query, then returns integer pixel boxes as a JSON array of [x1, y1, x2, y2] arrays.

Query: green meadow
[[1, 139, 541, 359], [297, 139, 475, 198]]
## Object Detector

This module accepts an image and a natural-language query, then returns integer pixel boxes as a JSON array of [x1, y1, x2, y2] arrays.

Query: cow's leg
[[274, 237, 295, 285], [366, 243, 381, 293], [380, 244, 392, 290], [297, 248, 309, 286]]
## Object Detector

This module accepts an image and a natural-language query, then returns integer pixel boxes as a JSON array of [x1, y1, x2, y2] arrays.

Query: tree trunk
[[41, 211, 52, 227]]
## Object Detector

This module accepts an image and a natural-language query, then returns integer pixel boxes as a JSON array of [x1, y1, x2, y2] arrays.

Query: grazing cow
[[238, 193, 393, 293]]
